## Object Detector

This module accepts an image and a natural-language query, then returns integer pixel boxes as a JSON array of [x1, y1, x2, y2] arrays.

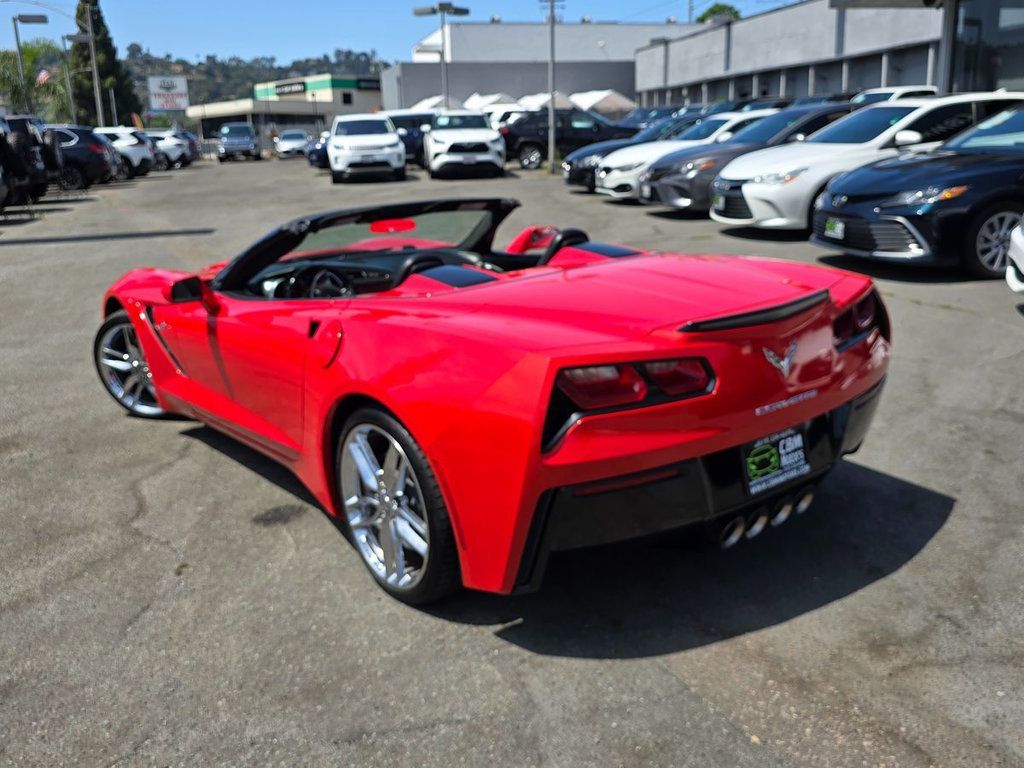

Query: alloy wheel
[[95, 321, 164, 416], [975, 211, 1020, 273], [519, 145, 543, 170], [340, 424, 430, 590]]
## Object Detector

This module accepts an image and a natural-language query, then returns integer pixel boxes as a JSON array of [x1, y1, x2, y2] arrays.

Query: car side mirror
[[715, 131, 733, 143], [164, 276, 219, 311], [420, 124, 431, 132], [397, 127, 408, 136], [894, 129, 923, 147], [788, 133, 807, 143]]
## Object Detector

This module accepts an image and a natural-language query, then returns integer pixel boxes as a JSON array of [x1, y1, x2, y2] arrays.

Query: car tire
[[154, 152, 170, 172], [336, 407, 460, 604], [93, 310, 166, 418], [60, 164, 86, 190], [518, 143, 543, 170], [393, 166, 406, 181], [252, 151, 262, 161], [964, 202, 1023, 278]]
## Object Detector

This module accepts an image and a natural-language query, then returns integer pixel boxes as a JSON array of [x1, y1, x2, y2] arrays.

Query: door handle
[[310, 319, 343, 368]]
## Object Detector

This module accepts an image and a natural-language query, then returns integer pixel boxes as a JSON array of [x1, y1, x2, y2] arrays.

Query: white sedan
[[594, 110, 777, 200], [1008, 225, 1024, 294], [710, 92, 1024, 230]]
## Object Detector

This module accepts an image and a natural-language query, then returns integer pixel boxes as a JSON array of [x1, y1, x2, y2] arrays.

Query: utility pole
[[688, 0, 694, 24], [108, 86, 117, 125], [546, 0, 555, 173], [85, 3, 104, 125]]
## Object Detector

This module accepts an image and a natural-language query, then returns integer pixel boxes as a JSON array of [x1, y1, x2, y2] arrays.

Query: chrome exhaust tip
[[745, 508, 770, 539], [771, 498, 795, 527], [720, 516, 746, 549], [795, 487, 815, 514]]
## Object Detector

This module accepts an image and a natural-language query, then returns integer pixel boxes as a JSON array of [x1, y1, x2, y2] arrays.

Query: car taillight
[[834, 290, 887, 349], [642, 358, 711, 396], [88, 143, 105, 154], [557, 365, 647, 410], [499, 126, 510, 135]]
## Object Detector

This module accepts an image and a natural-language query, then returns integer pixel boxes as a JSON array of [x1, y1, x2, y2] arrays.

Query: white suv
[[327, 114, 406, 183], [94, 126, 155, 177], [422, 111, 505, 178], [710, 92, 1024, 231]]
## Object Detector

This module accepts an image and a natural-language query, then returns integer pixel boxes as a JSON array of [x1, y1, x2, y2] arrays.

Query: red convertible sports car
[[94, 198, 890, 603]]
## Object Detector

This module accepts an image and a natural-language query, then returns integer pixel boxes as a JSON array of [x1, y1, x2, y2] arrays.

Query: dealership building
[[186, 73, 381, 138], [381, 20, 696, 110]]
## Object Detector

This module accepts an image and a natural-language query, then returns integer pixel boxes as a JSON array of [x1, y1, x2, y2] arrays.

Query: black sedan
[[562, 112, 702, 192], [639, 103, 855, 213], [811, 106, 1024, 278]]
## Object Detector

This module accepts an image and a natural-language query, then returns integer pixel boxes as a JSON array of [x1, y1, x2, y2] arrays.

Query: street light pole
[[414, 3, 469, 110], [84, 4, 104, 125], [12, 14, 48, 113]]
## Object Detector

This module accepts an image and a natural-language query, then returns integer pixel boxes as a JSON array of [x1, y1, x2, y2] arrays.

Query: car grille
[[812, 212, 921, 254], [448, 142, 489, 153], [721, 192, 753, 219]]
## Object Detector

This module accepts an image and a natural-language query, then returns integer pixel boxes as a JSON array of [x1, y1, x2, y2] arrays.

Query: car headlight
[[752, 167, 808, 186], [680, 157, 716, 179], [613, 161, 644, 173], [879, 185, 969, 208]]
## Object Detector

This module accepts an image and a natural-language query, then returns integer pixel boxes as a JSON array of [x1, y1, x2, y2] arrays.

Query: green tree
[[0, 38, 72, 120], [697, 3, 741, 23], [68, 0, 141, 126]]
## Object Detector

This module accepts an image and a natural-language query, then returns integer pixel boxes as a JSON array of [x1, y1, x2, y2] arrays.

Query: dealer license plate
[[823, 217, 846, 240], [712, 193, 725, 211], [743, 427, 811, 496]]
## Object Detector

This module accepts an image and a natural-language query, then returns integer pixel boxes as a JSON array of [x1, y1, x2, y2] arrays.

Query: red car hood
[[446, 252, 858, 347]]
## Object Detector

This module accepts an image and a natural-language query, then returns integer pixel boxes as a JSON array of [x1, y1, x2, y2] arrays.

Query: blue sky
[[2, 0, 785, 63]]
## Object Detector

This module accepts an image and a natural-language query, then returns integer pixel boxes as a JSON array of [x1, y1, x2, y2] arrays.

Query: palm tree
[[0, 38, 72, 120]]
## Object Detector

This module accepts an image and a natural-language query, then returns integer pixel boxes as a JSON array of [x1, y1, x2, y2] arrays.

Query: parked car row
[[563, 89, 1024, 279], [0, 115, 200, 217]]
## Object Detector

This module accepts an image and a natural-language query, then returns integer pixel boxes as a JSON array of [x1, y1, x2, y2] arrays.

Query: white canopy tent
[[409, 94, 465, 111], [570, 90, 638, 119], [517, 90, 574, 111], [463, 92, 517, 110]]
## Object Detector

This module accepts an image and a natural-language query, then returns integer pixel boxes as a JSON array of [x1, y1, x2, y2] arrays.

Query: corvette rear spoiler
[[679, 289, 829, 333]]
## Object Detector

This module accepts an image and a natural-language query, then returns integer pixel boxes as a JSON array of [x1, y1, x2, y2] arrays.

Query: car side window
[[905, 103, 975, 142], [57, 129, 77, 146], [978, 99, 1023, 119], [798, 110, 848, 136], [569, 112, 596, 130]]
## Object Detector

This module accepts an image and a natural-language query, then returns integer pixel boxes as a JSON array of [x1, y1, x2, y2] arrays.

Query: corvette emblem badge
[[763, 340, 798, 378]]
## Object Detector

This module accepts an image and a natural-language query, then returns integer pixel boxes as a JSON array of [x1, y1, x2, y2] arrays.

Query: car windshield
[[729, 111, 804, 143], [220, 124, 252, 137], [335, 120, 391, 136], [634, 120, 674, 141], [807, 106, 915, 144], [433, 114, 488, 130], [677, 118, 728, 141], [851, 91, 893, 105], [280, 130, 306, 140], [945, 108, 1024, 152], [279, 209, 494, 262]]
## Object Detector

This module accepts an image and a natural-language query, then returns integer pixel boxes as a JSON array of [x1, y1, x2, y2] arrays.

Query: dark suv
[[45, 125, 114, 189], [383, 111, 434, 165], [500, 109, 636, 169], [4, 115, 51, 202]]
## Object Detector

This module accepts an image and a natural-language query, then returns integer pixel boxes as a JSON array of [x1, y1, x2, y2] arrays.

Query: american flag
[[35, 69, 50, 86]]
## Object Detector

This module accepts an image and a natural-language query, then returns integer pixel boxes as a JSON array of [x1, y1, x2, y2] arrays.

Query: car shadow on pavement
[[0, 228, 215, 246], [179, 425, 323, 509], [428, 461, 954, 659], [719, 226, 812, 242], [817, 254, 977, 284], [645, 209, 711, 222]]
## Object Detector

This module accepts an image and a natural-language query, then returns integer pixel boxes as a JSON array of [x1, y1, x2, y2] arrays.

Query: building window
[[342, 92, 353, 105], [951, 0, 1024, 92]]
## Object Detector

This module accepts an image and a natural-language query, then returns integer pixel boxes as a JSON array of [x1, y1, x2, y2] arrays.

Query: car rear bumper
[[514, 378, 885, 592]]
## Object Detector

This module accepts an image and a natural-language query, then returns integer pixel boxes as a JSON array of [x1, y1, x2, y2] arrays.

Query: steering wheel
[[536, 227, 590, 266], [303, 267, 353, 298]]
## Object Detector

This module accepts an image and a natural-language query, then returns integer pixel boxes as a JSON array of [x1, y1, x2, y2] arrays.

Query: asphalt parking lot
[[1, 159, 1022, 767]]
